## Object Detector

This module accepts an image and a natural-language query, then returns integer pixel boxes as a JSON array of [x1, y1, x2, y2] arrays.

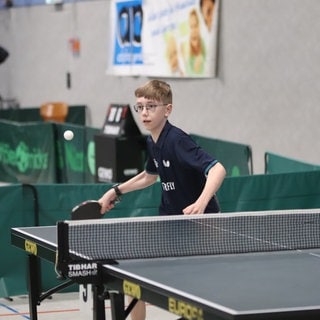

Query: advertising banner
[[0, 121, 57, 183], [108, 0, 220, 78]]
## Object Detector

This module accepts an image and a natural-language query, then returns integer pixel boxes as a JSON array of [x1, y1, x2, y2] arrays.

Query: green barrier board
[[265, 152, 320, 174], [190, 133, 253, 176], [0, 121, 57, 183]]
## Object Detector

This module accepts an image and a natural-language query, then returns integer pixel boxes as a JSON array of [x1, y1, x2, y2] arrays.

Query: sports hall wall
[[1, 0, 320, 173]]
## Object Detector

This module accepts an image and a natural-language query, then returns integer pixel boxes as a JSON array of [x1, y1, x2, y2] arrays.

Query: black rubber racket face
[[71, 200, 102, 220]]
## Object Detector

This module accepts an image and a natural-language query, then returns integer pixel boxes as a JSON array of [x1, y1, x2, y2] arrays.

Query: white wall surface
[[1, 0, 320, 173]]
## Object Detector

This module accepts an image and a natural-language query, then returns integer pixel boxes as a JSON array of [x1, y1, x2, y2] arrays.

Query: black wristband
[[112, 184, 122, 197]]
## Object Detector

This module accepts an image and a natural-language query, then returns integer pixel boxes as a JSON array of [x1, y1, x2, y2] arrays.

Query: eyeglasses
[[133, 103, 168, 113]]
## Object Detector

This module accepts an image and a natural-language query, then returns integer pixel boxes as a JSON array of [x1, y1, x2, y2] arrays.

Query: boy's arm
[[98, 170, 158, 214], [183, 162, 226, 215]]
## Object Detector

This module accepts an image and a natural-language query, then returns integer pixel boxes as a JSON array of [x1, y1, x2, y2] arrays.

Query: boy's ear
[[165, 104, 173, 117]]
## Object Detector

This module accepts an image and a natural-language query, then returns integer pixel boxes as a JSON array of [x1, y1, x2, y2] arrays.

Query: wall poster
[[108, 0, 220, 78]]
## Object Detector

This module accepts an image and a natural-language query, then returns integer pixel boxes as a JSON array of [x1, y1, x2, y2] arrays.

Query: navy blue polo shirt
[[145, 121, 220, 215]]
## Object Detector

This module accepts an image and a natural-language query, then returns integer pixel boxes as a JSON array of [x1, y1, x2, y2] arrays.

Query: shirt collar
[[154, 120, 172, 148]]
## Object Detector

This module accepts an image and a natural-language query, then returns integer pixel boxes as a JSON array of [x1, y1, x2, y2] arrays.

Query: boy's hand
[[98, 190, 118, 214], [183, 202, 205, 215]]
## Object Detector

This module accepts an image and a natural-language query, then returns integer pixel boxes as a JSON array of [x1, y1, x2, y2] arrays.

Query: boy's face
[[135, 96, 172, 135]]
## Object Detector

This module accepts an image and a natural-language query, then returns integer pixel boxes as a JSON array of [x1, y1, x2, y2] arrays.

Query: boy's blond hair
[[135, 80, 172, 104]]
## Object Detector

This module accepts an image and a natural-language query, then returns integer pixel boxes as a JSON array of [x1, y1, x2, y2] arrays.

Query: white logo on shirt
[[153, 159, 159, 168], [162, 160, 170, 167], [162, 182, 175, 191]]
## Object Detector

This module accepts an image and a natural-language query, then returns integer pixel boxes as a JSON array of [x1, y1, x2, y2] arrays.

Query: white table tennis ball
[[63, 130, 74, 141]]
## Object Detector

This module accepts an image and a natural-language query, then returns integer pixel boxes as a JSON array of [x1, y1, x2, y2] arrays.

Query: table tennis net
[[59, 209, 320, 261]]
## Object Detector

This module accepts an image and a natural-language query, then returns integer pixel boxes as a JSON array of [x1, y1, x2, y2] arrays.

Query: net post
[[56, 221, 70, 278]]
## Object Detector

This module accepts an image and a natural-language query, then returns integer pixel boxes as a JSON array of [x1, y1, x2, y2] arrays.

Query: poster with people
[[107, 0, 219, 78]]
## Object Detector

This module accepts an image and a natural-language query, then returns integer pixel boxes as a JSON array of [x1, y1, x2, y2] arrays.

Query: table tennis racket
[[71, 200, 102, 220]]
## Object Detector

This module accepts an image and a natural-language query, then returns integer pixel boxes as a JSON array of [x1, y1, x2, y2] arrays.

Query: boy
[[98, 79, 226, 320]]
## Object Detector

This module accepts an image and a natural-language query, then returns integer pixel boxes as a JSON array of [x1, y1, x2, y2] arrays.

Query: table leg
[[92, 284, 106, 320], [27, 254, 41, 320], [109, 292, 126, 320]]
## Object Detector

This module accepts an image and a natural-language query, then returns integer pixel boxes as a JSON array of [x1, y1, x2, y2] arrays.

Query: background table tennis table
[[11, 224, 320, 320]]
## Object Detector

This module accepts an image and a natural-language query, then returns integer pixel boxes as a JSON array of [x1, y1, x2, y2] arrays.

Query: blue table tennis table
[[11, 215, 320, 320]]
